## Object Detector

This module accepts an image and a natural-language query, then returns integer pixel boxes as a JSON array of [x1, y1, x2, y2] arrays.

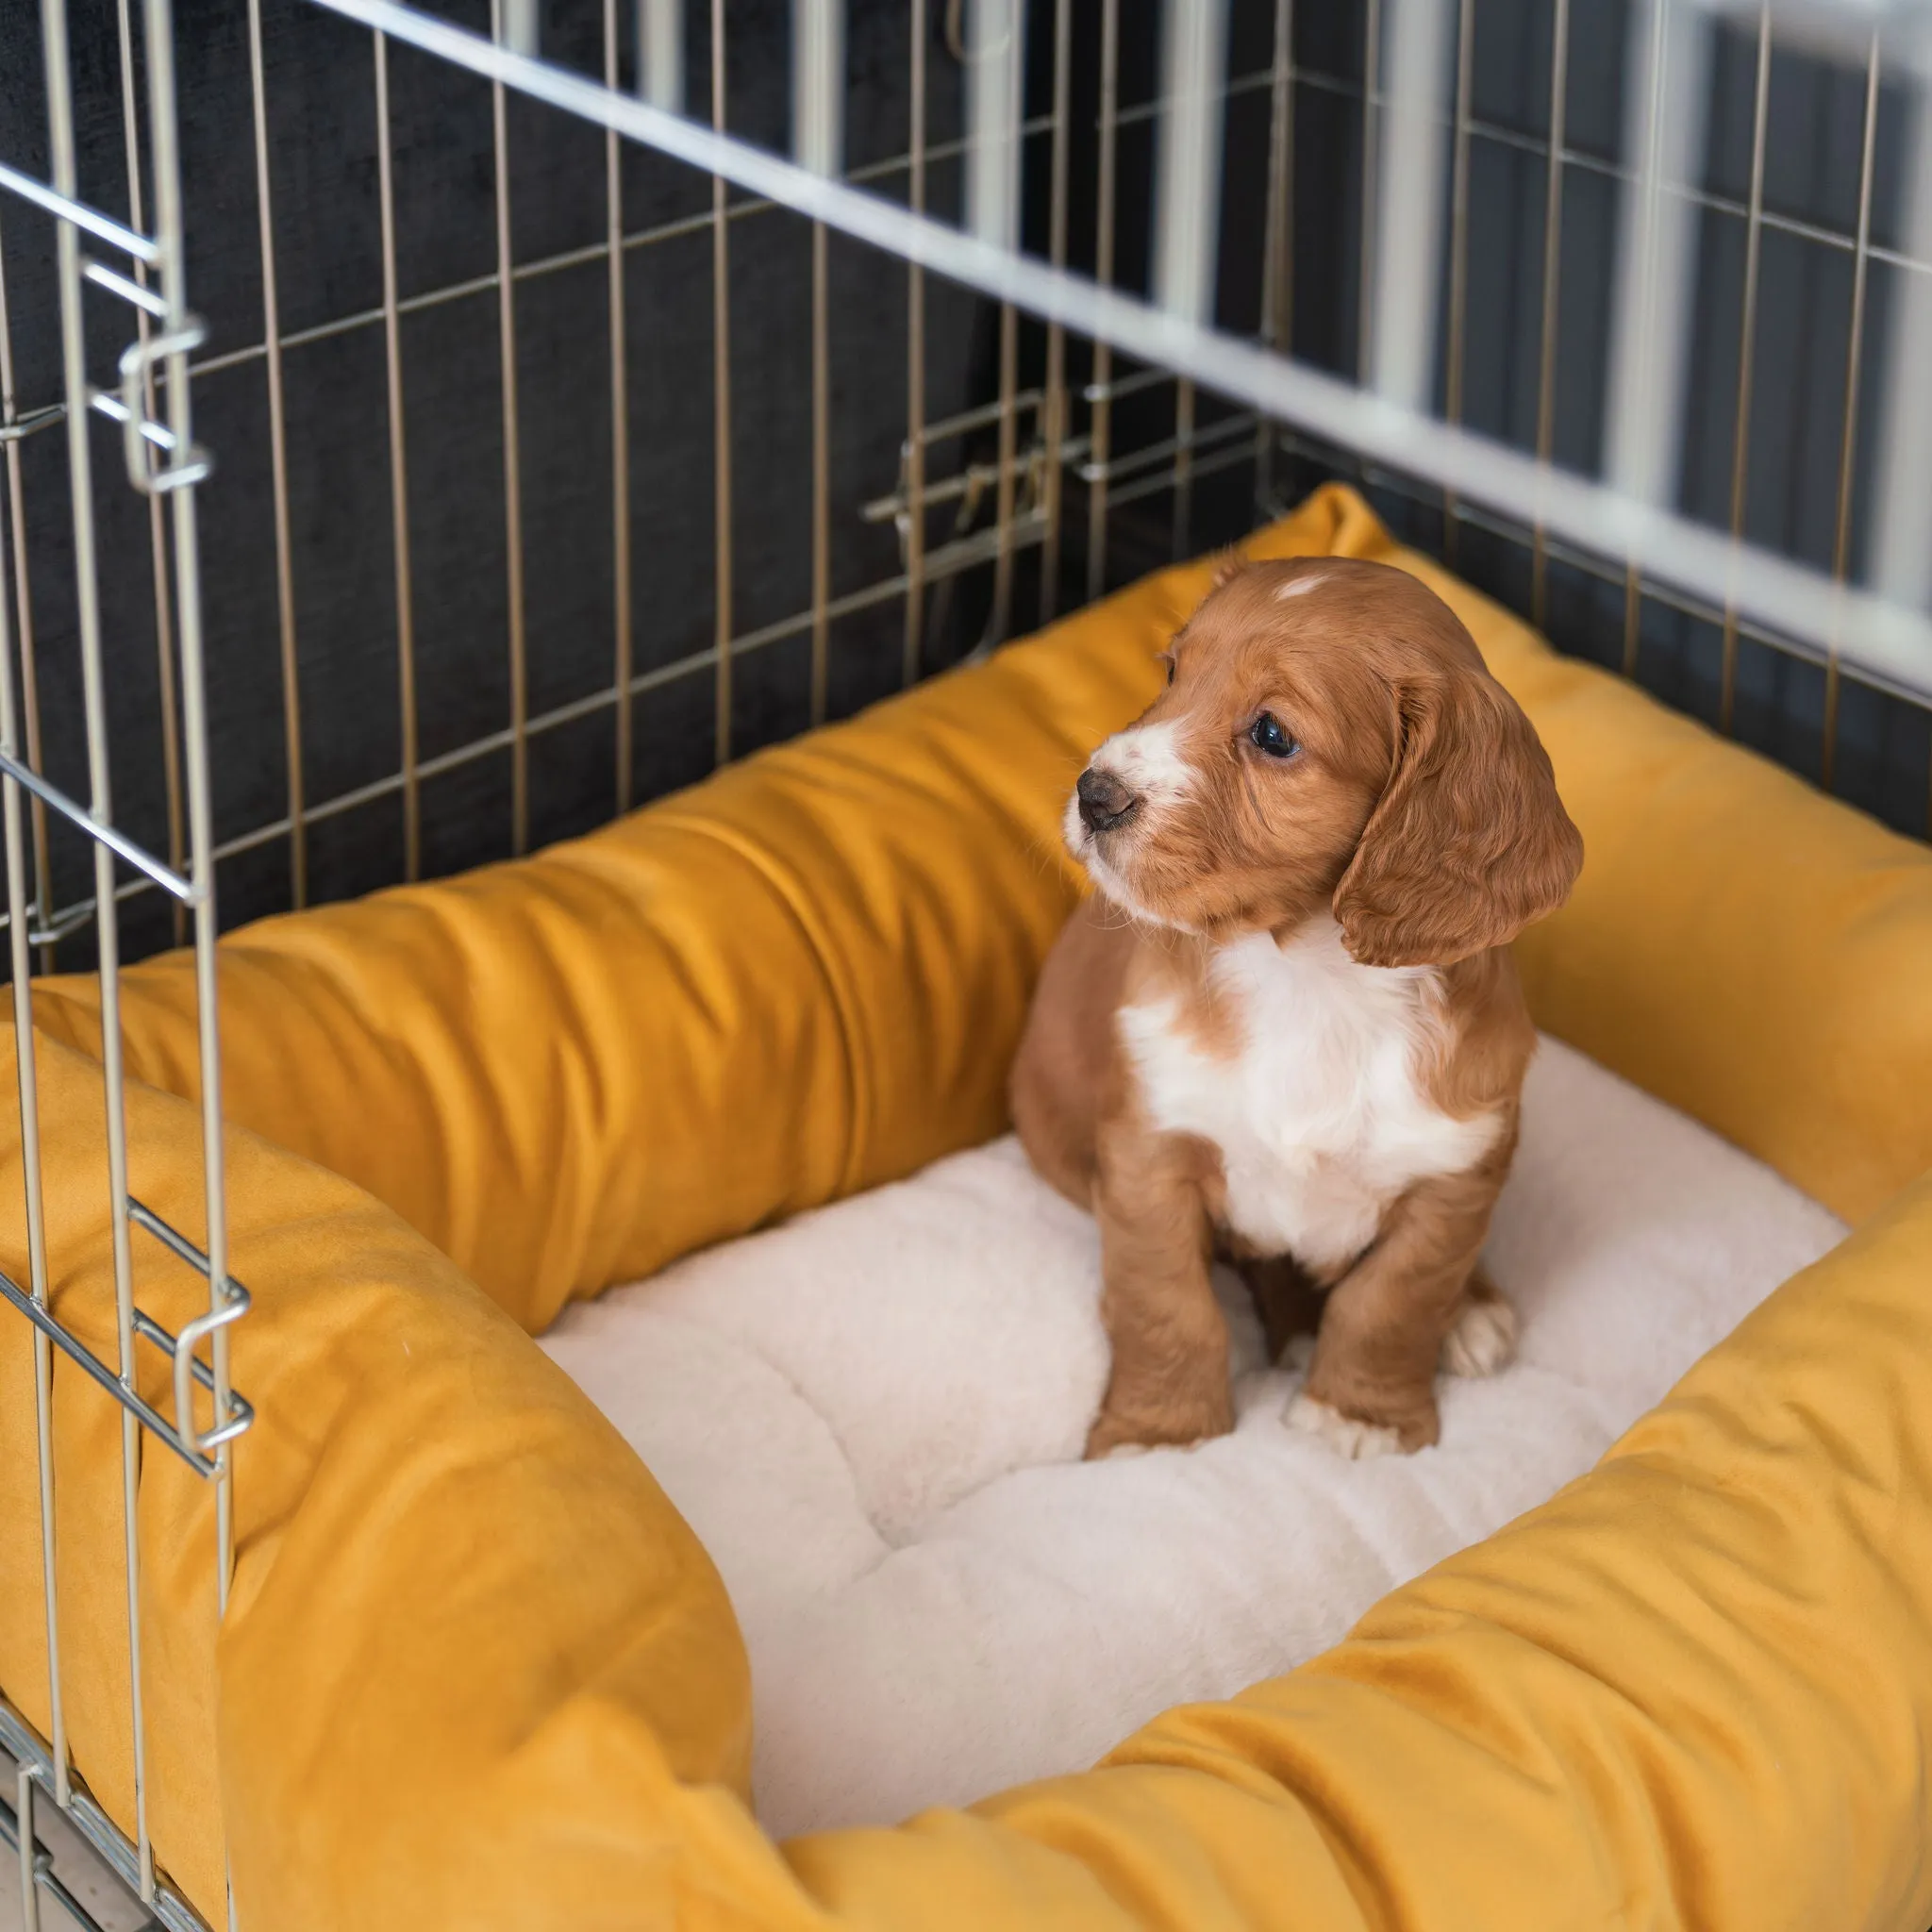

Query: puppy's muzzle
[[1076, 766, 1141, 835]]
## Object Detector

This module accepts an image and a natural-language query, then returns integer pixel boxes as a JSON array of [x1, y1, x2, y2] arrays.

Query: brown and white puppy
[[1011, 557, 1583, 1459]]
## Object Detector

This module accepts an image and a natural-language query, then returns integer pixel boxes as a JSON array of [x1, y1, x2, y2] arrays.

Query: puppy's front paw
[[1441, 1290, 1518, 1378], [1284, 1392, 1404, 1459], [1085, 1385, 1234, 1460]]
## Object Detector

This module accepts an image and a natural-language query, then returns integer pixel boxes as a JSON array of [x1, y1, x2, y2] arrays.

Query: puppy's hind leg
[[1440, 1269, 1518, 1379]]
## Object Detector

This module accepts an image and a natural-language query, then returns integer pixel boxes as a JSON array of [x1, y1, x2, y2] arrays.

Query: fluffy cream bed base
[[541, 1037, 1844, 1839]]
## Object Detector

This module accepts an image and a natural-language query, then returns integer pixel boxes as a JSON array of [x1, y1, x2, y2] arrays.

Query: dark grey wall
[[0, 0, 990, 969]]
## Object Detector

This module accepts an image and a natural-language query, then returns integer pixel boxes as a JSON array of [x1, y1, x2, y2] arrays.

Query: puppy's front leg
[[1288, 1168, 1499, 1457], [1085, 1138, 1232, 1458]]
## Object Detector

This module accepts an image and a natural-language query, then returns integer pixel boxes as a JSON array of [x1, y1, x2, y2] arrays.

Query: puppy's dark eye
[[1248, 712, 1298, 759], [1161, 655, 1176, 687]]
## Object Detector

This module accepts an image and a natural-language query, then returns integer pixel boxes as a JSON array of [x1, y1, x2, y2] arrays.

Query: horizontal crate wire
[[2, 0, 1930, 1925]]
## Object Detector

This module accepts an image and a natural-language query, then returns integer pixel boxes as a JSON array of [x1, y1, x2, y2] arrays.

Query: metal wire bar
[[1, 1703, 208, 1932], [178, 116, 1057, 392], [709, 0, 733, 764], [86, 386, 183, 458], [82, 258, 167, 317], [13, 1762, 41, 1932], [793, 0, 843, 178], [1172, 378, 1194, 560], [0, 753, 192, 900], [138, 69, 239, 1913], [991, 299, 1018, 643], [1607, 0, 1709, 515], [1357, 0, 1382, 385], [904, 0, 927, 687], [1871, 48, 1932, 627], [110, 11, 169, 1876], [248, 0, 308, 910], [115, 0, 187, 956], [1095, 434, 1244, 513], [0, 217, 56, 977], [5, 1774, 127, 1932], [1254, 0, 1294, 515], [491, 0, 530, 856], [1371, 0, 1453, 411], [0, 1264, 254, 1478], [0, 347, 64, 1831], [375, 30, 422, 882], [964, 0, 1024, 252], [1156, 0, 1228, 326], [1075, 405, 1256, 485], [1263, 410, 1928, 682], [102, 0, 1932, 699], [1, 892, 102, 951], [638, 0, 681, 110], [1440, 0, 1474, 561], [170, 56, 1932, 400], [14, 508, 1055, 943], [1530, 0, 1572, 630], [126, 1198, 256, 1461], [106, 40, 1932, 490], [1822, 31, 1883, 791], [910, 387, 1049, 451], [1719, 4, 1774, 735], [17, 290, 1932, 968], [606, 0, 634, 811], [43, 0, 154, 1880], [860, 389, 1051, 529], [196, 14, 1932, 397], [1614, 0, 1678, 677], [1086, 0, 1119, 604], [1150, 0, 1226, 562], [0, 404, 63, 446], [794, 0, 840, 718], [1038, 0, 1070, 625], [810, 218, 831, 724], [0, 161, 158, 263]]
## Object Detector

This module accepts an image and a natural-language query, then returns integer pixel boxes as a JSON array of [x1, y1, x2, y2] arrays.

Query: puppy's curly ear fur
[[1333, 667, 1584, 968]]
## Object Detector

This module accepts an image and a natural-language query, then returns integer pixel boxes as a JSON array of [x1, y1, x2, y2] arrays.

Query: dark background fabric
[[0, 0, 1925, 974]]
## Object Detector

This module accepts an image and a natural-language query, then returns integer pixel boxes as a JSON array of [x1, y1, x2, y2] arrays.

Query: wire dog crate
[[3, 0, 1931, 1924]]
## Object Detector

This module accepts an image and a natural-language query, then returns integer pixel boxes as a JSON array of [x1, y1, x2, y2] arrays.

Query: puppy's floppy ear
[[1333, 665, 1583, 968]]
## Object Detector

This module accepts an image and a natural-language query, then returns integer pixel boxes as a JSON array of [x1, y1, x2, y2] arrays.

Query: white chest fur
[[1116, 920, 1502, 1273]]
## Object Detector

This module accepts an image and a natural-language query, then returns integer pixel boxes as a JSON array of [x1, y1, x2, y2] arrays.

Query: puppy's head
[[1064, 557, 1583, 965]]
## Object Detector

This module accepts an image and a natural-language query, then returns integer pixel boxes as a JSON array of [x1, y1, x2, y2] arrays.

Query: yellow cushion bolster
[[22, 562, 1178, 1333], [6, 485, 1931, 1929], [27, 488, 1932, 1348], [10, 1050, 1932, 1929], [0, 1028, 750, 1927]]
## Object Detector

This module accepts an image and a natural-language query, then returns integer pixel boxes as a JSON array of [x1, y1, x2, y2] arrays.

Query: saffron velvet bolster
[[3, 484, 1930, 1928]]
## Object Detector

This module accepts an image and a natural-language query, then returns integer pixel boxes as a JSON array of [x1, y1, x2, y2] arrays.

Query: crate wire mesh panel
[[4, 0, 246, 1926], [4, 0, 1932, 1924]]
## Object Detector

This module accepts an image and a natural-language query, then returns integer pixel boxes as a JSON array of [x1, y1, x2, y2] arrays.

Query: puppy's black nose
[[1076, 766, 1141, 834]]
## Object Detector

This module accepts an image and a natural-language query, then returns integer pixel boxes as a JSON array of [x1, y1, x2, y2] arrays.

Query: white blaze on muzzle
[[1089, 718, 1194, 812]]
